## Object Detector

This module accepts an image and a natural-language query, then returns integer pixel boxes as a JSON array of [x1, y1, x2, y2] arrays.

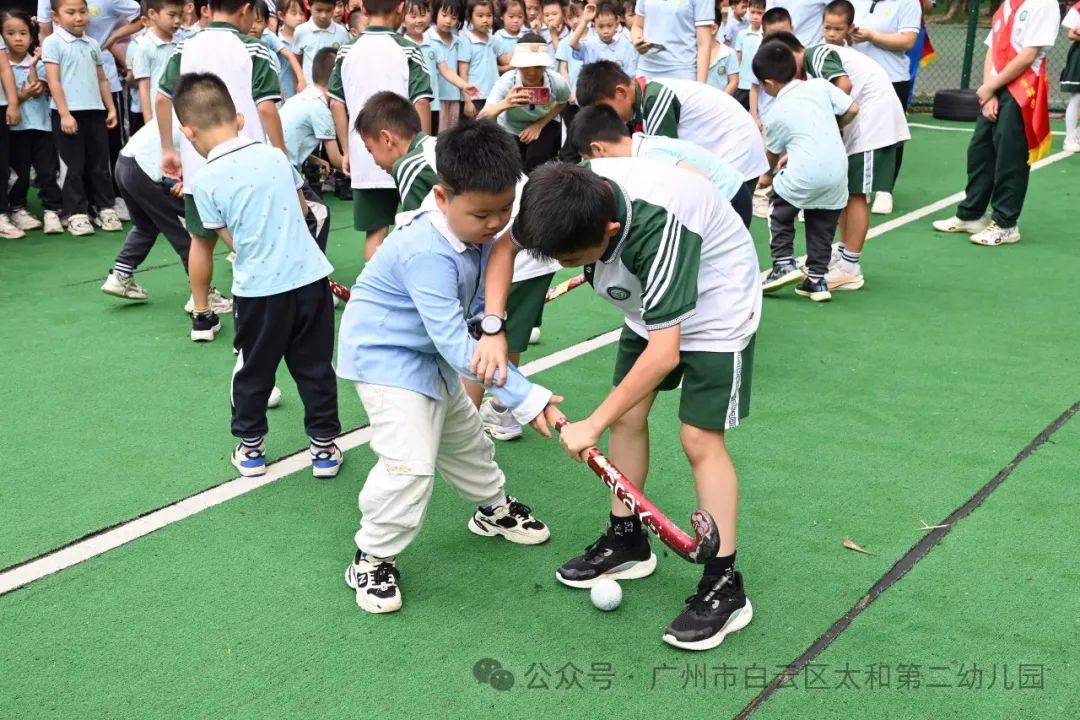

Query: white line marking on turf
[[0, 331, 622, 597], [3, 147, 1075, 597], [909, 121, 1066, 136]]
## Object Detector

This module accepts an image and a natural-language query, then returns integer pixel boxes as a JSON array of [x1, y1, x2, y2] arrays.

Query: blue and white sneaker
[[232, 443, 267, 477], [311, 444, 343, 479]]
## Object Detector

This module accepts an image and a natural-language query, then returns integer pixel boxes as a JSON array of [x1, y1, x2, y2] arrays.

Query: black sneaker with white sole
[[190, 310, 221, 342], [762, 261, 804, 293], [556, 529, 657, 588], [468, 496, 550, 545], [662, 571, 753, 651], [344, 552, 402, 614]]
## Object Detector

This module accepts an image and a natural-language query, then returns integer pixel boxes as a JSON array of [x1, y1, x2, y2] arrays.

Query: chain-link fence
[[913, 0, 1073, 112]]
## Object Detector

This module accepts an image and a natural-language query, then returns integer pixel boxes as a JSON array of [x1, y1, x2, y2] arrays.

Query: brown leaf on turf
[[843, 537, 876, 556]]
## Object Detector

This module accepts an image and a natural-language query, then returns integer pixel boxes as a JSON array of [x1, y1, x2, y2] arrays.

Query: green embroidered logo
[[91, 50, 100, 63], [607, 287, 631, 301]]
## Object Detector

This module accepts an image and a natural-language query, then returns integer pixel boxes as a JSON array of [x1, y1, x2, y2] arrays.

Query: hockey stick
[[555, 419, 720, 564], [329, 278, 351, 303], [545, 273, 587, 303]]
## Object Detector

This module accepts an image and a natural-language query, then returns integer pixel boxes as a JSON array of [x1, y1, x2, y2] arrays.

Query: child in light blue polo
[[280, 47, 339, 171], [568, 2, 637, 75], [457, 0, 499, 115], [293, 0, 350, 85], [174, 71, 342, 480]]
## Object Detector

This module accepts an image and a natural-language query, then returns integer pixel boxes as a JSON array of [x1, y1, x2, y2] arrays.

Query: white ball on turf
[[590, 579, 622, 611], [267, 386, 282, 408]]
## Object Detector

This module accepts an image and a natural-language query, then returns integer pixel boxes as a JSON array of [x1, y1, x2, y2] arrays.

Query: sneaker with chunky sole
[[662, 572, 754, 651], [870, 191, 893, 215], [795, 276, 832, 302], [556, 529, 657, 588], [43, 211, 64, 235], [68, 214, 95, 236], [969, 222, 1020, 246], [479, 399, 523, 441], [345, 553, 402, 613], [101, 271, 148, 300], [0, 214, 26, 239], [191, 310, 221, 342], [96, 207, 123, 232], [184, 287, 233, 314], [529, 327, 541, 345], [231, 443, 267, 477], [10, 208, 42, 231], [1063, 137, 1080, 153], [311, 444, 343, 479], [468, 497, 550, 544], [762, 261, 804, 293], [932, 215, 989, 234], [825, 265, 865, 291]]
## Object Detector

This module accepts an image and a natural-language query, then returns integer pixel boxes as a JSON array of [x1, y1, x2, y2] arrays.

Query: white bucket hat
[[510, 42, 553, 69]]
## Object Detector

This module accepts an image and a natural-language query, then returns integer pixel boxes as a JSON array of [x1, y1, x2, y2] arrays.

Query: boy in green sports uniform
[[356, 90, 561, 441], [502, 157, 762, 651]]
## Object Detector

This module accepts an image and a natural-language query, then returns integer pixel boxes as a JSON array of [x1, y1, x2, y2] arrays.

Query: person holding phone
[[480, 35, 570, 169], [631, 0, 714, 82]]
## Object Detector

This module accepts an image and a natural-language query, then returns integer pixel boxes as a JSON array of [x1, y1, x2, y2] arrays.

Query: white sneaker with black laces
[[101, 271, 148, 300], [345, 553, 402, 614], [68, 214, 94, 236], [184, 287, 233, 314], [479, 399, 523, 441], [970, 222, 1020, 246], [10, 208, 42, 231], [468, 496, 550, 545], [96, 207, 123, 232]]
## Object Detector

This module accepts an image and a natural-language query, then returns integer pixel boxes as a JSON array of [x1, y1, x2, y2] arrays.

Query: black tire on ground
[[933, 89, 981, 122]]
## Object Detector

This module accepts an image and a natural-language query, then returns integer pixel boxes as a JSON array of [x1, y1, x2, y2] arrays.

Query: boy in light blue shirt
[[732, 0, 764, 106], [280, 47, 342, 173], [174, 72, 342, 481], [568, 2, 636, 75], [336, 119, 561, 615], [293, 0, 351, 84], [753, 41, 858, 303], [132, 0, 183, 122]]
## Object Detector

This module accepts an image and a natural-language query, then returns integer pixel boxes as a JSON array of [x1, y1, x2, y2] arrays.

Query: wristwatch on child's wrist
[[480, 314, 507, 335]]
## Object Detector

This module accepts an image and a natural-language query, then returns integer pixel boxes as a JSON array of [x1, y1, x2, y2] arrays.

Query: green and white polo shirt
[[630, 77, 769, 183], [158, 21, 281, 195], [582, 157, 762, 352], [328, 27, 433, 189], [804, 43, 911, 155], [391, 132, 439, 212]]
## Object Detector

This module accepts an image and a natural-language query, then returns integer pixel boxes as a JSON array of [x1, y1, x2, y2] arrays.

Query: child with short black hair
[[250, 0, 306, 99], [722, 0, 748, 46], [753, 40, 858, 302], [706, 14, 739, 94], [277, 0, 307, 99], [568, 1, 636, 74], [345, 6, 368, 35], [294, 0, 351, 85], [458, 0, 499, 118], [733, 0, 763, 109], [494, 0, 525, 71], [510, 157, 761, 651], [43, 0, 122, 237], [329, 0, 434, 259], [2, 10, 62, 236], [427, 0, 474, 132], [174, 71, 342, 480], [336, 118, 561, 614], [133, 0, 183, 123]]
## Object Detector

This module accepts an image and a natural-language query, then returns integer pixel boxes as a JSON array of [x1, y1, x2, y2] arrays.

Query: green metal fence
[[912, 0, 1072, 112]]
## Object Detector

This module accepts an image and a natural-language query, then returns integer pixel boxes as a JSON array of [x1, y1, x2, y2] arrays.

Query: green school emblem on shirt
[[607, 287, 631, 301], [91, 50, 100, 62], [428, 51, 436, 60]]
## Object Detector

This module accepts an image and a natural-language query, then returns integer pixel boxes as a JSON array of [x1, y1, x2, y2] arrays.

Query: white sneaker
[[1063, 136, 1080, 154], [184, 287, 233, 314], [468, 496, 550, 545], [68, 214, 94, 236], [751, 187, 770, 219], [10, 208, 42, 231], [825, 264, 865, 291], [101, 271, 148, 300], [795, 242, 841, 270], [931, 215, 990, 234], [479, 399, 523, 441], [529, 327, 541, 345], [113, 198, 131, 222], [0, 214, 26, 239], [345, 554, 402, 614], [42, 211, 63, 235], [871, 191, 893, 215], [95, 207, 123, 232], [969, 222, 1020, 246]]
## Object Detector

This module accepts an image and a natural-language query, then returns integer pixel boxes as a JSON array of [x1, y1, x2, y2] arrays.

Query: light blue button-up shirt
[[337, 211, 551, 422]]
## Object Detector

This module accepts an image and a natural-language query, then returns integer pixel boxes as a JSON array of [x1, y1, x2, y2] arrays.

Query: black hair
[[752, 40, 796, 84], [51, 0, 87, 10], [312, 46, 337, 84], [173, 72, 238, 128], [209, 0, 252, 13], [575, 60, 631, 108], [145, 0, 185, 13], [435, 119, 521, 196], [404, 0, 431, 14], [0, 10, 40, 55], [361, 0, 403, 15], [251, 0, 271, 22], [309, 0, 337, 8], [466, 0, 494, 19], [512, 163, 613, 260], [594, 1, 618, 19], [346, 7, 365, 27], [748, 0, 765, 9], [540, 0, 563, 9], [498, 0, 524, 15], [761, 6, 790, 28], [763, 29, 802, 51], [569, 104, 629, 156], [356, 90, 422, 138], [824, 0, 854, 26], [432, 0, 464, 27], [517, 30, 543, 43], [277, 0, 305, 14], [194, 0, 211, 16]]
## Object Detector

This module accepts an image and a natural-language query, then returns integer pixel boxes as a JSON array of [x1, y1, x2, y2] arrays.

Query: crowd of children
[[1, 0, 1074, 651]]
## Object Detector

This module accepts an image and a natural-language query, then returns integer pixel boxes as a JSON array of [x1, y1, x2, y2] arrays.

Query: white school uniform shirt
[[849, 0, 922, 82], [816, 44, 911, 154], [767, 0, 829, 47], [985, 0, 1060, 76]]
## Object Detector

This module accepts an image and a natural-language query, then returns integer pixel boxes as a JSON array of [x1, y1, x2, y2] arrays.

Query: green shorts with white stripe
[[847, 144, 899, 196], [612, 328, 755, 431]]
